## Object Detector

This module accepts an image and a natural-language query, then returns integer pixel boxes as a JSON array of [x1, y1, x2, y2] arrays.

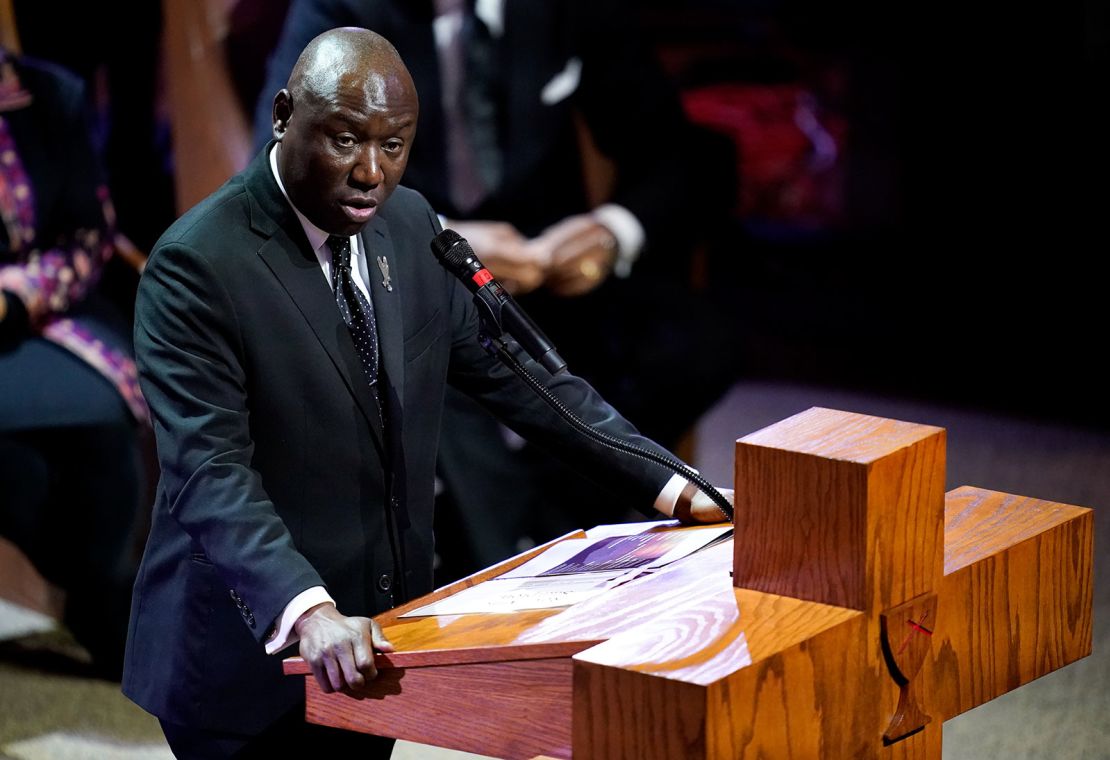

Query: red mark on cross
[[896, 610, 933, 654]]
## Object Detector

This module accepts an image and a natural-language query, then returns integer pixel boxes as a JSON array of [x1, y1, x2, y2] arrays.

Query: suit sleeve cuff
[[654, 471, 697, 517], [591, 203, 645, 278], [264, 586, 334, 655]]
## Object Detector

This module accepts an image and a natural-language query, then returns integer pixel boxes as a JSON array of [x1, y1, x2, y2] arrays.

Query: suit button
[[377, 574, 392, 593], [229, 589, 253, 624]]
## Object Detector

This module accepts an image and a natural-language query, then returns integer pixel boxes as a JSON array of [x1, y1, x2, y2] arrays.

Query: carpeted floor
[[1, 378, 1105, 759], [0, 615, 490, 760]]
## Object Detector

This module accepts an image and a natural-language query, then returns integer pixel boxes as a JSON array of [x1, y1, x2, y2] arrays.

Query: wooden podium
[[284, 407, 1093, 758]]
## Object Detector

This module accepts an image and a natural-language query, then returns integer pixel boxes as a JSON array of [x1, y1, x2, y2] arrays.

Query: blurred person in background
[[0, 44, 147, 680]]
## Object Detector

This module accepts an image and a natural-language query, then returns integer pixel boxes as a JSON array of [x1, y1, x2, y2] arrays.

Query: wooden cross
[[285, 407, 1093, 758]]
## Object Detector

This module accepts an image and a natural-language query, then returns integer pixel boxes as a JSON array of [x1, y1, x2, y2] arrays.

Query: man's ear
[[272, 89, 293, 141]]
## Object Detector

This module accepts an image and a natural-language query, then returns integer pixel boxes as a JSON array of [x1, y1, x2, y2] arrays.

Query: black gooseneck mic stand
[[430, 229, 734, 523]]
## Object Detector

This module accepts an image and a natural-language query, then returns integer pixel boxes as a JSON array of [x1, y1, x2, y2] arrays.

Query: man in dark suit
[[250, 0, 738, 582], [124, 27, 727, 756]]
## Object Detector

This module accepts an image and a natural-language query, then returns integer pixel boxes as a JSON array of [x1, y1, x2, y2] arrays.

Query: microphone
[[430, 228, 567, 375]]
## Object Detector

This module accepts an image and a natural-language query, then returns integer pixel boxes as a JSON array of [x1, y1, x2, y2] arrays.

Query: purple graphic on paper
[[539, 532, 688, 576]]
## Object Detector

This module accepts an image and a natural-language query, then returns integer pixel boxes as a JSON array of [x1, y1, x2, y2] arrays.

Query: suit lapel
[[361, 215, 404, 427], [362, 213, 410, 531], [245, 148, 386, 455]]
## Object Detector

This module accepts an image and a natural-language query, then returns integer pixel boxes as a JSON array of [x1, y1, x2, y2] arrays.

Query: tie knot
[[327, 235, 351, 271]]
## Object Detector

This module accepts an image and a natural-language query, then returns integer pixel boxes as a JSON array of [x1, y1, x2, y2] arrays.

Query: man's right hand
[[294, 602, 394, 697], [673, 482, 735, 525], [443, 220, 547, 295]]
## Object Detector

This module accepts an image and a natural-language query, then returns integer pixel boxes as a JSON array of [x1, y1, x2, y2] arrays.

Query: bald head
[[287, 28, 414, 107], [271, 28, 419, 235]]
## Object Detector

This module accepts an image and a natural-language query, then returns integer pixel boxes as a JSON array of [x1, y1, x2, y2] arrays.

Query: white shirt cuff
[[654, 472, 696, 517], [591, 203, 645, 278], [264, 586, 335, 655]]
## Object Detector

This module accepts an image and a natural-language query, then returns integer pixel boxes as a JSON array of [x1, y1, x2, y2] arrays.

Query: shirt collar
[[269, 143, 358, 256]]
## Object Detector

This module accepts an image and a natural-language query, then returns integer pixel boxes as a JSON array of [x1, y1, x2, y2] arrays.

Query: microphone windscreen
[[430, 229, 471, 274]]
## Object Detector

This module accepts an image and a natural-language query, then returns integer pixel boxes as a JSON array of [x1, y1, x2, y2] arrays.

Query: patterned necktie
[[328, 234, 380, 393]]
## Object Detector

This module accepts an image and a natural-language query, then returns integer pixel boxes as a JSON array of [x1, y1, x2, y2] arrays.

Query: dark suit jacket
[[122, 146, 674, 733]]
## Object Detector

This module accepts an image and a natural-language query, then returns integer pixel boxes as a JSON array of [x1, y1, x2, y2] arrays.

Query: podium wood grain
[[284, 408, 1093, 758]]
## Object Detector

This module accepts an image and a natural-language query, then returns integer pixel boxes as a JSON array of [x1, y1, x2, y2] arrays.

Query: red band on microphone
[[473, 268, 494, 287]]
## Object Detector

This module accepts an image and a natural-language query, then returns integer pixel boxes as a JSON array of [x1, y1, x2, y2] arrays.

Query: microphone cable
[[430, 227, 733, 522], [479, 332, 734, 523]]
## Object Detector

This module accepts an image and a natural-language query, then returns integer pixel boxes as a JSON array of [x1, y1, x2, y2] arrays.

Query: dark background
[[11, 0, 1106, 428], [636, 0, 1105, 429]]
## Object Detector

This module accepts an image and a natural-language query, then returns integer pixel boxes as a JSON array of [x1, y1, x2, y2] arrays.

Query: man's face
[[275, 66, 418, 236]]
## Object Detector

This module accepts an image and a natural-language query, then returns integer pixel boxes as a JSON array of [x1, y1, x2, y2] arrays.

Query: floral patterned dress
[[0, 51, 147, 428]]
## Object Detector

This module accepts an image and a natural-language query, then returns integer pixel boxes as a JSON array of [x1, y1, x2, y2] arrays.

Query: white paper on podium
[[399, 571, 629, 616], [401, 522, 731, 617]]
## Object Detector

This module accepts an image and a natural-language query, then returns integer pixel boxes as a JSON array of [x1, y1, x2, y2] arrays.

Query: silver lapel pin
[[376, 255, 393, 291]]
